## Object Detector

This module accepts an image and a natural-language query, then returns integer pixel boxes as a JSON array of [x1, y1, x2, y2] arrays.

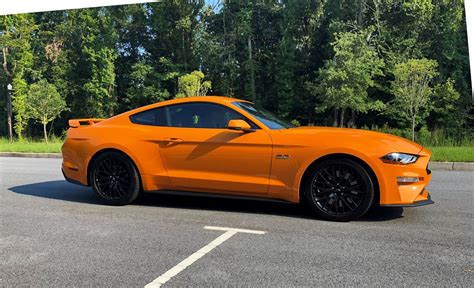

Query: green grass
[[0, 138, 63, 153], [428, 146, 474, 162], [1, 138, 473, 162]]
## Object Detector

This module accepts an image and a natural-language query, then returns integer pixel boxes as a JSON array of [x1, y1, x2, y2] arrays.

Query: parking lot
[[1, 157, 472, 287]]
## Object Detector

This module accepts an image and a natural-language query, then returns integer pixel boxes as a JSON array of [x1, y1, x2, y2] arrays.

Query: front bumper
[[381, 189, 434, 207], [378, 147, 434, 206]]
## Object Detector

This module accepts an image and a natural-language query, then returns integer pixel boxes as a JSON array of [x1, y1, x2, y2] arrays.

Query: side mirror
[[227, 119, 254, 132]]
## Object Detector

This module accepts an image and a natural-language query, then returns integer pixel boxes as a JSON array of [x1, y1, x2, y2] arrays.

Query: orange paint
[[62, 96, 432, 206]]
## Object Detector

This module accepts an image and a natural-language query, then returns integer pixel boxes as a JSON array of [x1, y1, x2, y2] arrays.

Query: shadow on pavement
[[9, 180, 98, 205], [9, 180, 404, 221]]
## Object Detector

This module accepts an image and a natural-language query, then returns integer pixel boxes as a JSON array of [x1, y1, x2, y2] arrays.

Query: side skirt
[[145, 189, 293, 204]]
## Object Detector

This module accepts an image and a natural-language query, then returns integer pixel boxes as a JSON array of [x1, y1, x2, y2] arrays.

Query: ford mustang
[[62, 96, 433, 221]]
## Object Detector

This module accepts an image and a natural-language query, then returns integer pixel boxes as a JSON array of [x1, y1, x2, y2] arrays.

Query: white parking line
[[144, 226, 266, 288]]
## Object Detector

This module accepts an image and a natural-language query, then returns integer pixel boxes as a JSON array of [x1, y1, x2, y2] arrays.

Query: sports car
[[62, 96, 433, 221]]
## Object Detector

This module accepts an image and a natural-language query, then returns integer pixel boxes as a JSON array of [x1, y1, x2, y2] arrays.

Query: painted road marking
[[144, 226, 266, 288]]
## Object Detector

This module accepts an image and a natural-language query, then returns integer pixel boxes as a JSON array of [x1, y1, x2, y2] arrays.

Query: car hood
[[280, 126, 423, 155]]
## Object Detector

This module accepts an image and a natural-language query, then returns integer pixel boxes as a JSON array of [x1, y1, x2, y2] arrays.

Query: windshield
[[233, 102, 294, 130]]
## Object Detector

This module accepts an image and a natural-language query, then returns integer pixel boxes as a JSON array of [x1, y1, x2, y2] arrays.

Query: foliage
[[0, 137, 63, 152], [0, 1, 471, 144], [428, 146, 474, 162], [309, 30, 384, 127], [389, 58, 438, 141], [25, 80, 67, 142], [176, 70, 212, 98], [429, 79, 461, 128], [1, 15, 36, 140]]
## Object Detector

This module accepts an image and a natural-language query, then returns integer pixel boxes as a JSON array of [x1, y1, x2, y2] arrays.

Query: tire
[[90, 151, 141, 206], [304, 158, 374, 221]]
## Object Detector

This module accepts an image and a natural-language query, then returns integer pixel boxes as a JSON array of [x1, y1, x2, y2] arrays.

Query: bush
[[362, 124, 473, 147], [417, 126, 431, 146]]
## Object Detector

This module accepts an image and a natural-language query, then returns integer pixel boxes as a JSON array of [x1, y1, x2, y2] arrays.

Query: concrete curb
[[0, 152, 62, 159], [429, 162, 474, 171], [428, 162, 454, 170], [1, 152, 473, 171]]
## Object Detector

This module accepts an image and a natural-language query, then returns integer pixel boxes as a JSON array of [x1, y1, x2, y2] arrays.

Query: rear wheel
[[90, 152, 140, 206], [304, 158, 374, 221]]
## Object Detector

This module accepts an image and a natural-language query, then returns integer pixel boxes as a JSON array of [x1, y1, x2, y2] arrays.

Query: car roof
[[102, 95, 262, 128], [162, 96, 250, 105], [127, 96, 252, 114]]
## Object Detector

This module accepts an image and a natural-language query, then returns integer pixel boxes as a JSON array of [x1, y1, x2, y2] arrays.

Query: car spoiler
[[68, 118, 104, 128]]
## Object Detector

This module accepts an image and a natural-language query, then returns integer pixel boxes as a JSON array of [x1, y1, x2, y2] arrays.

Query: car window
[[130, 102, 257, 129], [233, 101, 294, 130], [130, 108, 168, 126]]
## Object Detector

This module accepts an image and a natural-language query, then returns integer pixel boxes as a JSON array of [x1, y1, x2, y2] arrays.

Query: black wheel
[[90, 152, 141, 206], [304, 158, 374, 221]]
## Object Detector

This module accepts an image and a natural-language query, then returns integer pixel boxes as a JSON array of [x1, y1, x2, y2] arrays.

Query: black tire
[[304, 158, 374, 221], [90, 151, 141, 206]]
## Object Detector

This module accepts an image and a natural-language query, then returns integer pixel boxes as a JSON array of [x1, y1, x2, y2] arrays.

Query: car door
[[136, 102, 273, 196]]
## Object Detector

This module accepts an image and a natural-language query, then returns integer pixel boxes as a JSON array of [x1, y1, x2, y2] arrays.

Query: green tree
[[0, 15, 36, 140], [429, 79, 460, 129], [389, 58, 438, 141], [25, 80, 67, 143], [176, 70, 212, 98], [309, 30, 384, 127], [0, 2, 471, 142]]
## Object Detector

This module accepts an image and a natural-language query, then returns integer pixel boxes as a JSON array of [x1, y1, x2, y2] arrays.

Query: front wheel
[[304, 158, 375, 221], [90, 152, 141, 206]]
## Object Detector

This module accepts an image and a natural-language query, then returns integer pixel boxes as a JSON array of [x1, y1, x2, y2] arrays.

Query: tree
[[25, 80, 67, 143], [0, 15, 36, 140], [0, 2, 470, 143], [428, 78, 460, 130], [389, 58, 438, 141], [176, 70, 211, 98], [308, 30, 384, 127]]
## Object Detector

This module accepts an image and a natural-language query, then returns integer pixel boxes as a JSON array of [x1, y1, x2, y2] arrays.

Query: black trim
[[62, 168, 88, 187], [380, 194, 434, 207], [145, 189, 291, 204]]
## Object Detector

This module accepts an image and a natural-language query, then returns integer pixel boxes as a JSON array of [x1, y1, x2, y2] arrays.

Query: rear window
[[130, 108, 168, 126]]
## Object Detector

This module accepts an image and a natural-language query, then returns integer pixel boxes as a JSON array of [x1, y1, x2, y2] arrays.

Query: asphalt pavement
[[0, 157, 472, 287]]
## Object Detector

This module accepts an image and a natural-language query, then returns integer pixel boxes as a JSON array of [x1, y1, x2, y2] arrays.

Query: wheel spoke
[[311, 163, 368, 217], [94, 156, 131, 200]]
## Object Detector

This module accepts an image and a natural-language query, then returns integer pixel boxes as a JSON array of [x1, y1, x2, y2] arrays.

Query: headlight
[[381, 152, 418, 164]]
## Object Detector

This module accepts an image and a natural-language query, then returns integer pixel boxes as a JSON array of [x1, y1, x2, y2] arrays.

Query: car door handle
[[162, 137, 183, 143]]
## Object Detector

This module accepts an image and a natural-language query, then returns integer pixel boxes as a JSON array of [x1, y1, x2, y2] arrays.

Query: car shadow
[[9, 180, 98, 205], [9, 180, 404, 222]]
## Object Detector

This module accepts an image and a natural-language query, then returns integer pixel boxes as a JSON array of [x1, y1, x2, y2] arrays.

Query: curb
[[429, 162, 474, 171], [0, 152, 62, 159], [1, 152, 473, 171]]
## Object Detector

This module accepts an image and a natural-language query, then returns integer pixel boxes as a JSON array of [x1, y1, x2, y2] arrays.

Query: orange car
[[62, 96, 433, 221]]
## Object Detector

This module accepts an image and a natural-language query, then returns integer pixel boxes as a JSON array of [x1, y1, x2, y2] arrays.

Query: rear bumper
[[62, 168, 87, 186]]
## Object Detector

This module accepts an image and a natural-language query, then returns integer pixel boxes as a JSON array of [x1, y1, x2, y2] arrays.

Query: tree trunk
[[3, 47, 13, 142], [43, 122, 48, 144], [182, 31, 187, 72], [333, 107, 339, 127], [248, 36, 256, 104], [339, 108, 345, 128], [411, 116, 416, 141], [6, 88, 13, 142], [351, 109, 356, 128], [108, 84, 115, 117], [357, 0, 366, 26]]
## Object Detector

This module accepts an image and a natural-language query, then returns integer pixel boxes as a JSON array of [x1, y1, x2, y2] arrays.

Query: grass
[[1, 138, 473, 162], [0, 138, 63, 153], [427, 146, 474, 162]]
